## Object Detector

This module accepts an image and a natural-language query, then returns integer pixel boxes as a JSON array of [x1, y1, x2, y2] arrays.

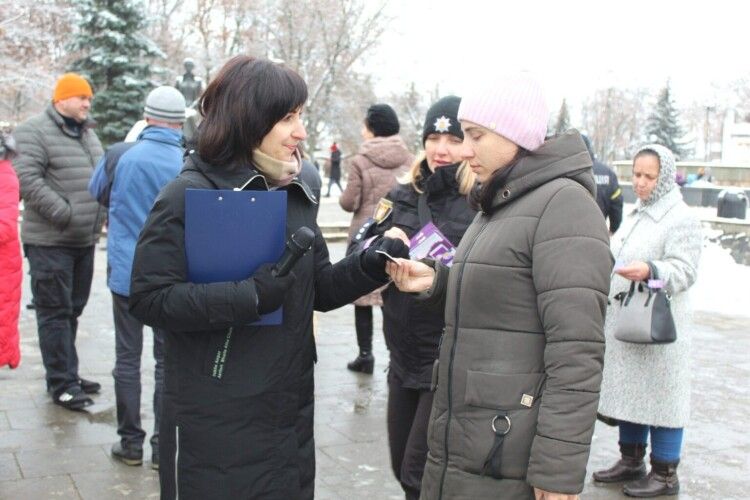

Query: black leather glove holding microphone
[[360, 237, 410, 282], [252, 263, 296, 315], [252, 226, 314, 315]]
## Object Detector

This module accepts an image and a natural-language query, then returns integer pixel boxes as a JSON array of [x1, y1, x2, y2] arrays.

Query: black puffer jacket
[[129, 154, 383, 500], [381, 161, 476, 389]]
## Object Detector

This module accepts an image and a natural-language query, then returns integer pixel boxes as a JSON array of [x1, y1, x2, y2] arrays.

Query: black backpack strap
[[417, 192, 432, 227], [97, 141, 137, 207]]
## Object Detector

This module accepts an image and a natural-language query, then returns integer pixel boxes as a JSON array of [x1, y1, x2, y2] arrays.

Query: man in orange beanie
[[52, 73, 94, 123], [12, 72, 105, 411]]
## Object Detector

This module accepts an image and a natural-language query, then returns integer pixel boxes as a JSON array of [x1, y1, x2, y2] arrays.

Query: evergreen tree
[[68, 0, 162, 145], [645, 81, 688, 159], [554, 99, 571, 135]]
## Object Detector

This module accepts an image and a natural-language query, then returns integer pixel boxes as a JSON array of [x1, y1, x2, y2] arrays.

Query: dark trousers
[[325, 177, 343, 197], [112, 293, 164, 451], [24, 244, 94, 397], [355, 305, 373, 353], [387, 369, 434, 500]]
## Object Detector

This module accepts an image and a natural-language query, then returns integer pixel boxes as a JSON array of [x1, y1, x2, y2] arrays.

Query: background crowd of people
[[0, 57, 704, 500]]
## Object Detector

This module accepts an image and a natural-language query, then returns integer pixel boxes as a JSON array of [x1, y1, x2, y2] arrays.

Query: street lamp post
[[704, 105, 715, 161]]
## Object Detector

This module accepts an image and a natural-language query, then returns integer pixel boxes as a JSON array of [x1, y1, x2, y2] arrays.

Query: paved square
[[2, 203, 748, 498]]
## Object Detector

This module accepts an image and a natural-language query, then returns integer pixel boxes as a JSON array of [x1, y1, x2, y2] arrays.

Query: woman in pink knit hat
[[386, 74, 613, 499]]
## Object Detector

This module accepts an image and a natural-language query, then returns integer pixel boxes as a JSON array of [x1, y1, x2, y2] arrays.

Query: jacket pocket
[[463, 371, 546, 480], [48, 197, 72, 231], [464, 371, 546, 410], [30, 270, 66, 308]]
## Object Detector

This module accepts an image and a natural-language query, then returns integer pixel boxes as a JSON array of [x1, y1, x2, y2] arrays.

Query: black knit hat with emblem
[[422, 95, 463, 146]]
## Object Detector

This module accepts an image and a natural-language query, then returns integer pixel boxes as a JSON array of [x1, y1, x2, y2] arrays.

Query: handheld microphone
[[273, 226, 315, 277]]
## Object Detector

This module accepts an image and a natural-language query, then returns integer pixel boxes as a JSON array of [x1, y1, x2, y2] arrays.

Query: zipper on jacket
[[175, 425, 180, 500], [80, 136, 104, 239], [437, 222, 489, 499]]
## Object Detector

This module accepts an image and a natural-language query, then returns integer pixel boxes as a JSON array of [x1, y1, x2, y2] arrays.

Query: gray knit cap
[[634, 143, 676, 206], [144, 86, 186, 123]]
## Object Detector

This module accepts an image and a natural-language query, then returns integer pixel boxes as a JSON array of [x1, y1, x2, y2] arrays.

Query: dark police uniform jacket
[[593, 160, 623, 233], [373, 161, 476, 389]]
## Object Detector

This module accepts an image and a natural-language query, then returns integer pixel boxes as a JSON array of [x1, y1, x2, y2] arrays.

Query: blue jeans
[[619, 421, 683, 462]]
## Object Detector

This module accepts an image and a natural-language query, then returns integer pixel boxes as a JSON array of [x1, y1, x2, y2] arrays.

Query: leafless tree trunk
[[3, 0, 387, 153], [389, 81, 436, 152], [580, 87, 648, 163], [252, 0, 389, 155], [143, 0, 191, 84], [0, 0, 76, 122]]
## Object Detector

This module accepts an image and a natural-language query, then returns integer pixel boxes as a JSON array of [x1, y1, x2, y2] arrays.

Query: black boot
[[79, 378, 101, 394], [593, 442, 647, 483], [347, 352, 374, 374], [623, 455, 679, 497], [111, 442, 143, 466], [349, 306, 374, 374]]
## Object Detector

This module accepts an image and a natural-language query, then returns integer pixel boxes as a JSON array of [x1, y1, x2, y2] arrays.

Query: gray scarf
[[634, 143, 676, 208]]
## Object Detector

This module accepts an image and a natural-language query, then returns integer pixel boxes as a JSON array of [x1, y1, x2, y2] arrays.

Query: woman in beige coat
[[340, 103, 412, 373]]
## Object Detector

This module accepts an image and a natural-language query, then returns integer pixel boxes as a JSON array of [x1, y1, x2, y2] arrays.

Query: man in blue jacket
[[89, 86, 186, 469]]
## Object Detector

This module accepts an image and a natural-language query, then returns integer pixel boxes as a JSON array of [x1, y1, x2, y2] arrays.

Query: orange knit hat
[[52, 73, 93, 103]]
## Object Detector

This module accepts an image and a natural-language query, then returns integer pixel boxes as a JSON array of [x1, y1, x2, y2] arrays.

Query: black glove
[[252, 263, 296, 315], [360, 237, 410, 282]]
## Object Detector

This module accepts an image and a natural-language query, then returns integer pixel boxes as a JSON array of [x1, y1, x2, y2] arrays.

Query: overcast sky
[[366, 0, 749, 114]]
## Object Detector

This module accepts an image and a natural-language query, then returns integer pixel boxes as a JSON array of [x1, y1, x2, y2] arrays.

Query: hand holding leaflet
[[362, 237, 409, 281], [375, 250, 399, 263], [409, 222, 456, 267]]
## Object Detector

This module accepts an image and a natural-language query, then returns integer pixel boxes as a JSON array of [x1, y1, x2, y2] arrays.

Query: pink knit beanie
[[457, 73, 549, 151]]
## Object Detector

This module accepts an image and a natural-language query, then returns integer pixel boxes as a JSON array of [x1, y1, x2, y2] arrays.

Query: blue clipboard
[[184, 188, 287, 325]]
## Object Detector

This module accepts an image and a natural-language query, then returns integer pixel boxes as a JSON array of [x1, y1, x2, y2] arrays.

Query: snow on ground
[[691, 239, 750, 319]]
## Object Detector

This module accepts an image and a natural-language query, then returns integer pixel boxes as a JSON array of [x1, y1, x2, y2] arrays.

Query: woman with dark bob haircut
[[129, 55, 408, 499]]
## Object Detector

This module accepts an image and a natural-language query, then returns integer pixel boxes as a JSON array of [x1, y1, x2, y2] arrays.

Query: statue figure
[[174, 58, 205, 106]]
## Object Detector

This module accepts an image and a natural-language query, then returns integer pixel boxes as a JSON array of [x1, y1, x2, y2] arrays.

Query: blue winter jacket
[[89, 126, 183, 296]]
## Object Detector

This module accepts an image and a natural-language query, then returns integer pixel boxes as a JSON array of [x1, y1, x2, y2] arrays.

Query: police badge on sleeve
[[373, 198, 393, 223]]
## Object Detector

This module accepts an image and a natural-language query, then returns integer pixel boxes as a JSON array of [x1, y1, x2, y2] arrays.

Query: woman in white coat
[[595, 144, 702, 497]]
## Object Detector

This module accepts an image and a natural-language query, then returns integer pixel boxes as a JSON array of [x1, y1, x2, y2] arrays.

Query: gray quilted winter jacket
[[420, 131, 613, 499], [13, 104, 104, 247]]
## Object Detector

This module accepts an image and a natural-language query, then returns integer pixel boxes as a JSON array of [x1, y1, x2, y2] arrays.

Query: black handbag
[[613, 263, 677, 344]]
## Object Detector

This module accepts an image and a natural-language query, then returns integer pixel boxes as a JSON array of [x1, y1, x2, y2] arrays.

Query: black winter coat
[[329, 149, 341, 181], [129, 154, 383, 500], [381, 162, 476, 389], [592, 160, 623, 233]]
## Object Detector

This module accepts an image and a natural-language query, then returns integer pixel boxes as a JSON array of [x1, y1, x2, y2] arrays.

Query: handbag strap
[[622, 281, 636, 306], [610, 215, 643, 280], [417, 191, 433, 227], [646, 261, 659, 280]]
